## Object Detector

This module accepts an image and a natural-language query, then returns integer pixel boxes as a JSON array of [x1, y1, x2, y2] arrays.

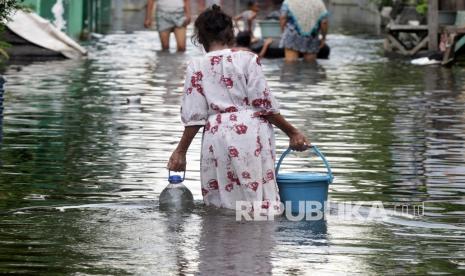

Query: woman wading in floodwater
[[280, 0, 329, 62], [167, 5, 310, 215]]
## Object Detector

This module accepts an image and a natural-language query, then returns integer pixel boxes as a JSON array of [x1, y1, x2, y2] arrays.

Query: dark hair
[[236, 31, 252, 48], [193, 4, 234, 51], [248, 1, 257, 8]]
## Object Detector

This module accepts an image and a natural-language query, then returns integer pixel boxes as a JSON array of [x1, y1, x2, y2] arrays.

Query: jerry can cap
[[168, 171, 185, 184], [168, 175, 183, 184]]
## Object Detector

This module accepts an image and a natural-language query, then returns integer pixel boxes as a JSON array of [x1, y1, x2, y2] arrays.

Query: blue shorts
[[156, 9, 186, 32], [279, 24, 321, 54]]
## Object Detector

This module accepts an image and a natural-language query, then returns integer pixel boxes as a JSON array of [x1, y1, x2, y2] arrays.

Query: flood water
[[1, 16, 465, 275]]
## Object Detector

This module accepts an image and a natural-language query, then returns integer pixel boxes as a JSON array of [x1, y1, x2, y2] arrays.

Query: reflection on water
[[197, 210, 275, 275], [0, 77, 4, 149], [1, 29, 465, 274]]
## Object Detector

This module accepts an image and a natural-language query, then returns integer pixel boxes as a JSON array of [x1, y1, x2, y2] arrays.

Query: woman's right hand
[[262, 113, 311, 151], [167, 150, 187, 171], [289, 131, 311, 151], [144, 18, 152, 28]]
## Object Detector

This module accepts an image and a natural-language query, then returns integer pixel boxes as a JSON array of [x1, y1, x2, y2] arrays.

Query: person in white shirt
[[168, 5, 310, 214], [234, 1, 259, 43], [144, 0, 191, 51]]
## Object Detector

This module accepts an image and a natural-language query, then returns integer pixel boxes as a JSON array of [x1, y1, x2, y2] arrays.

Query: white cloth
[[241, 10, 256, 32], [6, 10, 86, 59], [181, 49, 282, 213], [283, 0, 327, 36], [157, 0, 184, 11], [410, 57, 441, 65]]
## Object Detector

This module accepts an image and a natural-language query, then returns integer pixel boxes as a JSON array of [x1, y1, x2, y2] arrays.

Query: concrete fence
[[326, 0, 381, 34], [22, 0, 111, 39]]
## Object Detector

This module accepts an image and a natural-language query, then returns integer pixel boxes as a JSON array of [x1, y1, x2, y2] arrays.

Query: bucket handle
[[168, 170, 186, 182], [275, 146, 333, 183]]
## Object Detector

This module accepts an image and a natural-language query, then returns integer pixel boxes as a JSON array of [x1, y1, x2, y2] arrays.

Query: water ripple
[[1, 29, 464, 274]]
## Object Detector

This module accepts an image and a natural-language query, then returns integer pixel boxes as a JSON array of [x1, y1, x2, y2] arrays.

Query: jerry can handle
[[275, 146, 333, 183], [168, 170, 186, 182]]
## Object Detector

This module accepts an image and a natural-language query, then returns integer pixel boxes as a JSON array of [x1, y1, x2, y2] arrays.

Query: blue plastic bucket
[[258, 20, 282, 38], [276, 146, 333, 214]]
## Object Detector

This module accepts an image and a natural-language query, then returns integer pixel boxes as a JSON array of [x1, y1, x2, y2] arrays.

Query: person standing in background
[[279, 0, 328, 62], [234, 1, 259, 43], [144, 0, 191, 52], [235, 31, 273, 58]]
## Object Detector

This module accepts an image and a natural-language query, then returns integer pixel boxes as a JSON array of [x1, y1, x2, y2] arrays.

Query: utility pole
[[428, 0, 438, 51]]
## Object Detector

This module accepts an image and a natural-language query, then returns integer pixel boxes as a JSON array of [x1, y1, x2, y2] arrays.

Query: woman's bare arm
[[167, 125, 202, 171], [144, 0, 155, 28], [263, 113, 310, 151], [258, 38, 273, 58]]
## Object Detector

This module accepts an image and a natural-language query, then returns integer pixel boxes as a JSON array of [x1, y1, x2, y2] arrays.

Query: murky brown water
[[1, 18, 465, 275]]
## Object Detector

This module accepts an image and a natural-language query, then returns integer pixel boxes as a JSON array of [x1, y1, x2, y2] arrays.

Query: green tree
[[0, 0, 24, 61], [0, 0, 23, 22], [416, 0, 428, 15]]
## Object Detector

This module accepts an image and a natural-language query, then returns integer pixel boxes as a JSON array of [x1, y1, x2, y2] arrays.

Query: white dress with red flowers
[[181, 49, 281, 213]]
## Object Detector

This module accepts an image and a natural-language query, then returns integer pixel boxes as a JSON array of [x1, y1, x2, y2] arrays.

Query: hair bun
[[211, 4, 221, 12]]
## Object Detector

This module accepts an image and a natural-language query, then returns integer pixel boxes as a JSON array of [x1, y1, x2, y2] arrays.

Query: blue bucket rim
[[277, 172, 331, 184], [275, 146, 334, 184]]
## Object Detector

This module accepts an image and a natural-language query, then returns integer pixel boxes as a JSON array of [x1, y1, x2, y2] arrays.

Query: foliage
[[379, 0, 394, 6], [371, 0, 428, 10], [416, 0, 428, 15], [0, 0, 23, 23], [0, 0, 24, 61], [371, 0, 428, 15], [0, 25, 9, 62]]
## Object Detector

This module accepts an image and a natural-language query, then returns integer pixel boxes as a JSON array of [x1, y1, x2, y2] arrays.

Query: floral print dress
[[181, 49, 281, 213]]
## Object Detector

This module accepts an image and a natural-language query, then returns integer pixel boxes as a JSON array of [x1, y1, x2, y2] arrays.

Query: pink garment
[[181, 49, 282, 213]]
